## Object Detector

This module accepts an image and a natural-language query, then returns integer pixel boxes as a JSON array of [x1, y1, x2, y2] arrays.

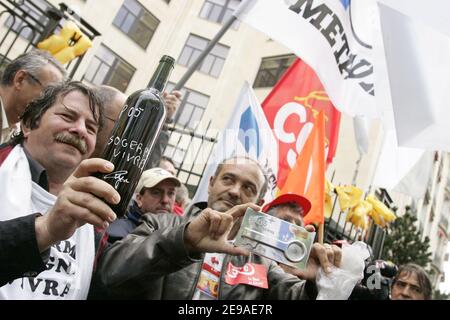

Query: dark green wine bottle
[[98, 55, 175, 217]]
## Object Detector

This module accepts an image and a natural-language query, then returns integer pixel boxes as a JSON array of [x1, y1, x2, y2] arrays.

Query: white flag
[[191, 82, 279, 206], [353, 116, 370, 155], [378, 0, 450, 39], [378, 2, 450, 151], [372, 129, 433, 199], [392, 151, 434, 199], [235, 0, 379, 118]]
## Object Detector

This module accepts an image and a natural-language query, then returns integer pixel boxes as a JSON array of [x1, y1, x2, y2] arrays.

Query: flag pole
[[351, 152, 363, 185], [367, 128, 387, 194], [174, 0, 253, 91], [318, 223, 324, 244]]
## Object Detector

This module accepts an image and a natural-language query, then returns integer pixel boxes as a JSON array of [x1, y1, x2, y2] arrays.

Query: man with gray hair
[[0, 49, 66, 143]]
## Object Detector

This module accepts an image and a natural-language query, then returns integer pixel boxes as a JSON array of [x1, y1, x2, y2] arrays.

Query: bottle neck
[[147, 58, 174, 92]]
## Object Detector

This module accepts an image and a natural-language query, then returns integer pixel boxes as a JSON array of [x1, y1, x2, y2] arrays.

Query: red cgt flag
[[262, 58, 341, 189]]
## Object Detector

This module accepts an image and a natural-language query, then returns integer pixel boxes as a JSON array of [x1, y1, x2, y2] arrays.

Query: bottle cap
[[160, 55, 175, 65]]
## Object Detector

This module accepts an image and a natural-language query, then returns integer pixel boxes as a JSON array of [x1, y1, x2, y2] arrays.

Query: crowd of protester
[[0, 50, 433, 300]]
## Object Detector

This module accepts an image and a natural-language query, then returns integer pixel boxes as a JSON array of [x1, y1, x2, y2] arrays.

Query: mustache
[[157, 204, 172, 211], [55, 132, 88, 155], [221, 197, 241, 206]]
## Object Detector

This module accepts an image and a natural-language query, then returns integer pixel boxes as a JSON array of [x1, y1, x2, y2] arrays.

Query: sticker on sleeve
[[196, 272, 220, 299], [225, 262, 268, 289]]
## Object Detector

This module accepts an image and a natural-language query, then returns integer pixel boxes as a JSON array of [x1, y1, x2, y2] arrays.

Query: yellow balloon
[[366, 194, 397, 228], [346, 200, 372, 230], [324, 180, 335, 218], [335, 185, 363, 211], [37, 20, 92, 64], [54, 36, 92, 64]]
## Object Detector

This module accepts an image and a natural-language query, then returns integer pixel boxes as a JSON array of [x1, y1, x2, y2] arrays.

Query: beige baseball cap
[[136, 167, 181, 193]]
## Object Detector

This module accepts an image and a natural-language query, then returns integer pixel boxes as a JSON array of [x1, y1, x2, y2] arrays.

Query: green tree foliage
[[433, 289, 450, 300], [381, 206, 432, 267]]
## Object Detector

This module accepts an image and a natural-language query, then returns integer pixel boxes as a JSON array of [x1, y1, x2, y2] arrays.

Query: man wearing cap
[[106, 167, 181, 244], [261, 193, 342, 280], [263, 193, 312, 227]]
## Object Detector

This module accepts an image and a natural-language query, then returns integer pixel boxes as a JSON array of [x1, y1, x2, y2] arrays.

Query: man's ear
[[13, 70, 28, 91], [207, 175, 215, 195], [135, 193, 143, 208], [21, 123, 31, 139]]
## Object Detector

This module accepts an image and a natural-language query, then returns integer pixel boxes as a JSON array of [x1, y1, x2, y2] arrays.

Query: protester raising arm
[[0, 158, 119, 286], [34, 158, 119, 251], [97, 203, 341, 299], [95, 157, 342, 300], [96, 203, 256, 295]]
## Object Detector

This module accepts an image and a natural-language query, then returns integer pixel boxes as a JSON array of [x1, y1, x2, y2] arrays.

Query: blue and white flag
[[191, 82, 278, 206], [235, 0, 378, 118]]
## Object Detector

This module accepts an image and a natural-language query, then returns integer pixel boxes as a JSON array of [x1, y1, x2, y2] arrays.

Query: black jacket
[[96, 210, 317, 300], [0, 144, 49, 286], [0, 214, 48, 287]]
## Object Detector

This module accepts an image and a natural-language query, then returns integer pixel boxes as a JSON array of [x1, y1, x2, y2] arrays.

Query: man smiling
[[17, 85, 100, 181], [0, 81, 120, 299]]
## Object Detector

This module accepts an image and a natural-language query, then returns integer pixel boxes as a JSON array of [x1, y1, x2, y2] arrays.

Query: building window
[[4, 0, 50, 43], [178, 34, 229, 78], [113, 0, 159, 49], [166, 82, 209, 129], [83, 44, 135, 92], [199, 0, 241, 28], [253, 54, 296, 88]]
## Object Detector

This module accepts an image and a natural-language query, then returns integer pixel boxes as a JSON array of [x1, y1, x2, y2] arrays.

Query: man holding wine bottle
[[0, 81, 121, 299]]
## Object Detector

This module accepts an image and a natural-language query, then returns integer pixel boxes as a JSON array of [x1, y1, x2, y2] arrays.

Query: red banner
[[225, 262, 268, 289], [262, 58, 341, 189]]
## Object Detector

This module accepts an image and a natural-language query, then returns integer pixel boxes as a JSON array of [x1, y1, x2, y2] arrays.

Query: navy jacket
[[106, 202, 143, 244]]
